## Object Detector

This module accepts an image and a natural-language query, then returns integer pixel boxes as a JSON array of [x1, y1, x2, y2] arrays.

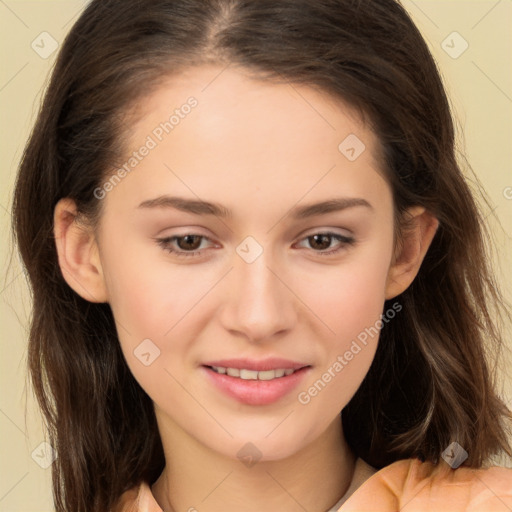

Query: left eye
[[294, 232, 355, 255], [156, 231, 355, 259]]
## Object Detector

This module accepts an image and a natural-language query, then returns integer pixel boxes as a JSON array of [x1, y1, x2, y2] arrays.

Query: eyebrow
[[137, 195, 372, 219]]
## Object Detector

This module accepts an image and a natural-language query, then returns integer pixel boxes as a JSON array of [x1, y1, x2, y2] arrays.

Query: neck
[[151, 415, 356, 512]]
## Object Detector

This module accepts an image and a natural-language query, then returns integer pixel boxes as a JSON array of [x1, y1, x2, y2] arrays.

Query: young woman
[[12, 0, 512, 511]]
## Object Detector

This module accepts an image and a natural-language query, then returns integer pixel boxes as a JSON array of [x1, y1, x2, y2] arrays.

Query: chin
[[214, 434, 310, 465]]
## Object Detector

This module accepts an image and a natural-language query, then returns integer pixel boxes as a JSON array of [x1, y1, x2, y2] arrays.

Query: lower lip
[[202, 366, 311, 406]]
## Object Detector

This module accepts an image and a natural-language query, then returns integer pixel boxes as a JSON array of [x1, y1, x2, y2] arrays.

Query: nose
[[218, 247, 297, 343]]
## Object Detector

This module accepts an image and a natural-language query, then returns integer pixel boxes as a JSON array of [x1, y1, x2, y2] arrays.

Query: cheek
[[294, 282, 386, 419], [99, 234, 216, 385], [332, 263, 390, 340], [101, 236, 207, 334], [101, 253, 206, 396], [292, 240, 393, 406], [296, 247, 392, 345]]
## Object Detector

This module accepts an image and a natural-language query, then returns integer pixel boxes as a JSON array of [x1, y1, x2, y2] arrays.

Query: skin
[[54, 64, 438, 512]]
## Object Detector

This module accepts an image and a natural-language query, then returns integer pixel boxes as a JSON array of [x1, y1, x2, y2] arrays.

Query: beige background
[[1, 1, 511, 510]]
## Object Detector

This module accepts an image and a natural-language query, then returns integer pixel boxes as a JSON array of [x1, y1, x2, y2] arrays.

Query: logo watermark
[[297, 302, 402, 405], [93, 96, 198, 200]]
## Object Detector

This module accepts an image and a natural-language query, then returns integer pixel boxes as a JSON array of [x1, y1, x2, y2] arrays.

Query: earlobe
[[53, 198, 109, 303], [385, 206, 439, 300]]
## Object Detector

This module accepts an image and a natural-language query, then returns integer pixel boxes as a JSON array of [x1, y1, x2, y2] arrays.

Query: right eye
[[155, 234, 216, 258]]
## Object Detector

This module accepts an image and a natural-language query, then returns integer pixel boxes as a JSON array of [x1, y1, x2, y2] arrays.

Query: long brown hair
[[12, 0, 512, 511]]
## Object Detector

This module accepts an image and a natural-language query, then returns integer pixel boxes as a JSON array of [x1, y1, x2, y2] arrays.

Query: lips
[[202, 358, 308, 372], [201, 358, 311, 405], [209, 366, 296, 380]]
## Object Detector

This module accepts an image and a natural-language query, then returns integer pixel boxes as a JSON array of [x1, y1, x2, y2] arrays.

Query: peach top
[[113, 457, 512, 512]]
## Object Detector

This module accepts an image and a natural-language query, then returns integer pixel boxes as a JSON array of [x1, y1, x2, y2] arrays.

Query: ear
[[53, 198, 108, 303], [385, 206, 439, 300]]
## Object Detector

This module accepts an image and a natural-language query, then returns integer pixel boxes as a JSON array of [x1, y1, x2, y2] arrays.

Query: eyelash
[[155, 232, 355, 259]]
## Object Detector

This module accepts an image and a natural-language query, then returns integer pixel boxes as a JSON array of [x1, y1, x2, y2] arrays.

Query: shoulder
[[111, 461, 512, 512], [341, 458, 512, 512], [112, 481, 163, 512]]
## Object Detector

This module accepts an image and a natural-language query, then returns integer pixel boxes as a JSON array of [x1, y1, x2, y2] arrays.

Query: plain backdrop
[[1, 1, 511, 510]]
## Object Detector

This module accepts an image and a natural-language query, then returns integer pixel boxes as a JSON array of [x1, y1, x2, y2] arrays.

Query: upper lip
[[202, 358, 310, 371]]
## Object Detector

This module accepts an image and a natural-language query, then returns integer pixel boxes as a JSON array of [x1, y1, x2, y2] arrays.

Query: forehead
[[104, 64, 390, 218], [124, 64, 380, 159]]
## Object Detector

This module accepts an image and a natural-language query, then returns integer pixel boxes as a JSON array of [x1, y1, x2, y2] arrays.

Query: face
[[88, 65, 398, 461]]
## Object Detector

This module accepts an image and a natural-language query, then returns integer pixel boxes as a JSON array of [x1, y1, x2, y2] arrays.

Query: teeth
[[211, 366, 298, 380], [240, 369, 259, 379], [226, 367, 240, 377]]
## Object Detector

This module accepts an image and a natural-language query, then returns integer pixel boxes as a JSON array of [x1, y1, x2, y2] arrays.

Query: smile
[[202, 364, 311, 405], [209, 366, 296, 380]]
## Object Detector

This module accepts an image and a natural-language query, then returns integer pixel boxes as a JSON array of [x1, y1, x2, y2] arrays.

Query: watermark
[[236, 442, 262, 468], [236, 236, 264, 264], [134, 338, 161, 366], [31, 441, 57, 469], [441, 31, 469, 60], [297, 302, 402, 405], [441, 441, 468, 468], [338, 133, 366, 162], [93, 96, 198, 200], [31, 31, 59, 59], [503, 186, 512, 200]]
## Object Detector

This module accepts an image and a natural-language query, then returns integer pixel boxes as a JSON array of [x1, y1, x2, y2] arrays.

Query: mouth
[[206, 365, 301, 380], [201, 360, 312, 405]]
